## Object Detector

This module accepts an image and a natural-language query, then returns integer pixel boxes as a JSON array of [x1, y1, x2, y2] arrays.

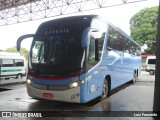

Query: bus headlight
[[27, 79, 32, 84], [69, 82, 79, 88]]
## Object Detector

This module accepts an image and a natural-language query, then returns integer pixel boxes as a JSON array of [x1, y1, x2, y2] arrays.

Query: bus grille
[[30, 81, 70, 91]]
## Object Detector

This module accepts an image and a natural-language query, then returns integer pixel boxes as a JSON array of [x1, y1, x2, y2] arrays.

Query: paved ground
[[138, 71, 155, 82]]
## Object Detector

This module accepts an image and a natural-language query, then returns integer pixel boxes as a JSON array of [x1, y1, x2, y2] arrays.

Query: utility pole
[[153, 0, 160, 112]]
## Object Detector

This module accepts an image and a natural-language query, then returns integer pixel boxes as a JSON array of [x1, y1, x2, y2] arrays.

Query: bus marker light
[[43, 93, 53, 98]]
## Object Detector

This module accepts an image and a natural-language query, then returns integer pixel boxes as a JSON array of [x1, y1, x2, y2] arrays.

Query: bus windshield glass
[[29, 17, 91, 77]]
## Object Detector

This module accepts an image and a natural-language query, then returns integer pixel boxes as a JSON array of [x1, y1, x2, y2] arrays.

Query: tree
[[5, 46, 29, 59], [130, 6, 158, 54]]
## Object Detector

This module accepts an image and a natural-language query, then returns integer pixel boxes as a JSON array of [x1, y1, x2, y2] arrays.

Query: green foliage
[[5, 46, 29, 59], [130, 6, 158, 54]]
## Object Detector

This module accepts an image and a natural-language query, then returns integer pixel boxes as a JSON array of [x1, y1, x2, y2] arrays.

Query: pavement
[[138, 71, 155, 82]]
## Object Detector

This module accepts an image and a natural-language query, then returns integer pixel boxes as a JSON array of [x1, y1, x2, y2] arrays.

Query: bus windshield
[[29, 19, 89, 77]]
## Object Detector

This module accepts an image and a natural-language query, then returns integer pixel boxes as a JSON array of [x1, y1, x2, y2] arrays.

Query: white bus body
[[145, 56, 156, 75], [0, 52, 26, 79]]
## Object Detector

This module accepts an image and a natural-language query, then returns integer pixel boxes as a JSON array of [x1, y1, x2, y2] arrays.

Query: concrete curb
[[0, 78, 26, 86]]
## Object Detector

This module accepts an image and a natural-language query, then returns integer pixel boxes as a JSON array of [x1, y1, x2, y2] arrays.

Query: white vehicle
[[0, 52, 26, 79], [145, 56, 156, 75]]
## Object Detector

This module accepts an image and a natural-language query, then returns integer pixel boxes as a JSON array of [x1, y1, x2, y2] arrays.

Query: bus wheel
[[101, 79, 109, 100], [16, 74, 22, 79]]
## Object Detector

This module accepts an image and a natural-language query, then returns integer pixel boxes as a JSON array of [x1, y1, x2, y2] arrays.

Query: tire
[[131, 73, 137, 84], [101, 79, 109, 100], [16, 74, 22, 79], [149, 70, 154, 75]]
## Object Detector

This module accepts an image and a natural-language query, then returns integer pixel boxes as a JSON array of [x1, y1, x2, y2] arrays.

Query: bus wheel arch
[[101, 75, 111, 100], [16, 73, 23, 79]]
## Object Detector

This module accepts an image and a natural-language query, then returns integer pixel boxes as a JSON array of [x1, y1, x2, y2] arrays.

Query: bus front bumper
[[26, 82, 81, 103]]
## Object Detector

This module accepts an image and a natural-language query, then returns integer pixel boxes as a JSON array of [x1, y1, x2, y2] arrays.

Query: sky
[[0, 0, 158, 51]]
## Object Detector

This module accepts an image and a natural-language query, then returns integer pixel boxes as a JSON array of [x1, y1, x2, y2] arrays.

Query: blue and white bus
[[17, 15, 141, 103]]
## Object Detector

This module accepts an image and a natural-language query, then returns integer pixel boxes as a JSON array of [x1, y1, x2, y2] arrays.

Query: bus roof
[[0, 52, 21, 56], [0, 52, 25, 59], [40, 15, 98, 26], [36, 15, 99, 36]]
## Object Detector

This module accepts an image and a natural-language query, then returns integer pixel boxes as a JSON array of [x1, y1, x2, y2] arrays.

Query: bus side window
[[2, 59, 14, 67], [87, 31, 105, 70], [88, 37, 97, 70], [107, 25, 141, 57], [15, 59, 24, 66], [107, 26, 122, 52]]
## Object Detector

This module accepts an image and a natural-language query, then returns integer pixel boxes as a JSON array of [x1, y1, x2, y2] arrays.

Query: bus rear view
[[17, 15, 141, 103]]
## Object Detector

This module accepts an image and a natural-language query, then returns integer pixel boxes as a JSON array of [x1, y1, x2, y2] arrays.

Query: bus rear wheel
[[101, 79, 109, 100]]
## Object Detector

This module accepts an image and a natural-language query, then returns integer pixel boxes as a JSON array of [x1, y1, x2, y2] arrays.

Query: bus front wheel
[[101, 79, 109, 100]]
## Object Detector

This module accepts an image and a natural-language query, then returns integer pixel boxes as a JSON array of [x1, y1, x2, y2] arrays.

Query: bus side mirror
[[17, 34, 34, 51]]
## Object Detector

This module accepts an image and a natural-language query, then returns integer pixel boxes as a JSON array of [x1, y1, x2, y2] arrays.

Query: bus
[[0, 52, 26, 79], [17, 15, 141, 103]]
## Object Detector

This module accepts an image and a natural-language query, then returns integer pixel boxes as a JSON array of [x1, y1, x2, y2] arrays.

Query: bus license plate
[[43, 93, 53, 98]]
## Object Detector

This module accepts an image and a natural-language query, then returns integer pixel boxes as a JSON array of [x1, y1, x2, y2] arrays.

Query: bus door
[[86, 30, 105, 100]]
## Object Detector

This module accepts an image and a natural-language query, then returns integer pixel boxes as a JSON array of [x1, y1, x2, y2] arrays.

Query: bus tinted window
[[107, 25, 141, 56], [31, 41, 44, 63], [15, 59, 24, 66], [30, 19, 87, 75], [2, 59, 14, 67], [88, 31, 105, 70], [107, 26, 123, 51]]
